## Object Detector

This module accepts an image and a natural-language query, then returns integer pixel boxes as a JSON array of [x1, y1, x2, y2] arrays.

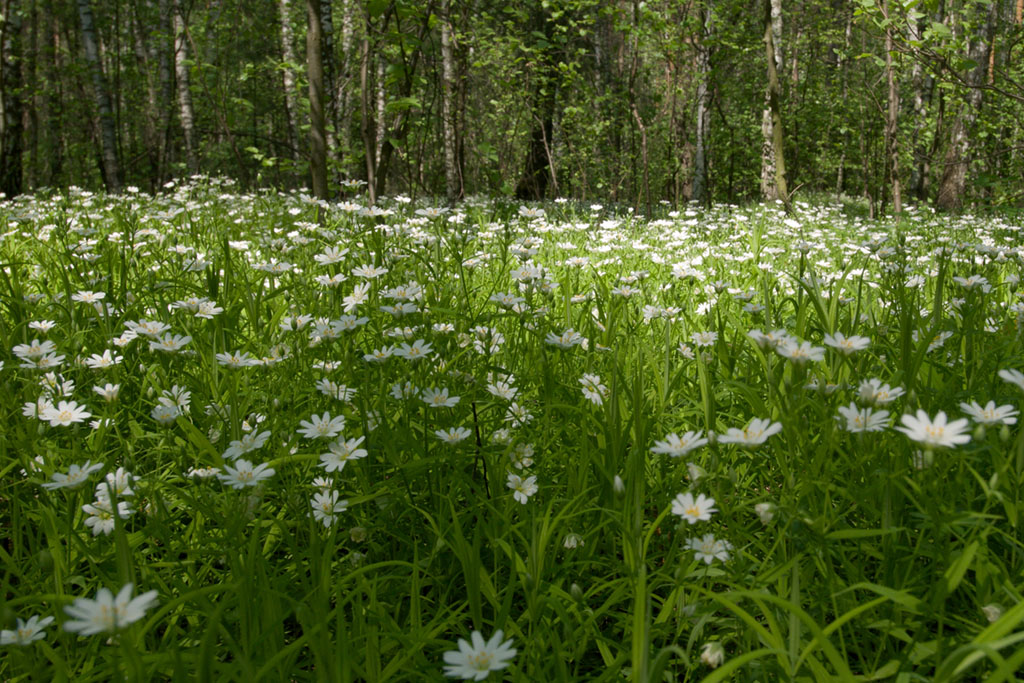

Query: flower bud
[[37, 549, 54, 573], [700, 641, 725, 668], [613, 475, 625, 495], [349, 526, 367, 543], [999, 424, 1011, 443], [570, 583, 584, 602], [754, 502, 776, 524], [982, 604, 1003, 623]]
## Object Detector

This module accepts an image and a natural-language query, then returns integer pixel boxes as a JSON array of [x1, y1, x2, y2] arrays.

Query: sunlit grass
[[1, 180, 1023, 680]]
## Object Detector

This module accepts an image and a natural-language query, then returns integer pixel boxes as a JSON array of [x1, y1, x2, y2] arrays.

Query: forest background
[[0, 0, 1022, 213]]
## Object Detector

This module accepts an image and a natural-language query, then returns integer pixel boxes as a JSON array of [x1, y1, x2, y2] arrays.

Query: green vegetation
[[2, 183, 1023, 680]]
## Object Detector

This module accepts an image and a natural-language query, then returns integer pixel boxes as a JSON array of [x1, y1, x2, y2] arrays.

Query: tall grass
[[1, 183, 1023, 680]]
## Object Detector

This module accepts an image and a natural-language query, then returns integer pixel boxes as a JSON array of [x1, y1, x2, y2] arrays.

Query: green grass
[[1, 181, 1023, 681]]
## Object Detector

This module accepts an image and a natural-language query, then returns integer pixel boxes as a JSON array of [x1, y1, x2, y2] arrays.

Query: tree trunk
[[320, 0, 339, 157], [762, 0, 790, 211], [77, 0, 121, 192], [906, 12, 932, 201], [172, 0, 198, 173], [515, 6, 555, 201], [156, 0, 172, 170], [440, 2, 461, 204], [0, 0, 24, 197], [307, 0, 328, 199], [936, 1, 996, 211], [338, 0, 354, 172], [359, 36, 377, 202], [131, 0, 163, 188], [692, 0, 713, 206], [835, 12, 851, 195], [279, 0, 301, 162], [760, 0, 783, 201], [883, 0, 901, 214]]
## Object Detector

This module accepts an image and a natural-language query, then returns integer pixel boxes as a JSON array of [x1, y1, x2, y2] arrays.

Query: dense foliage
[[1, 0, 1022, 209], [2, 183, 1024, 679]]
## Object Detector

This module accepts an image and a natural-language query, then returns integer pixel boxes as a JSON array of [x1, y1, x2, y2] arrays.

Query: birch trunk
[[692, 0, 713, 206], [172, 0, 198, 173], [307, 0, 328, 199], [279, 0, 301, 162], [762, 0, 790, 210], [440, 2, 460, 204], [760, 0, 783, 201], [883, 0, 901, 214]]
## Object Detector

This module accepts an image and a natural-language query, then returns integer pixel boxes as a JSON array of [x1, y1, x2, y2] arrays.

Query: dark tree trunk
[[1, 0, 24, 197], [307, 0, 328, 199], [936, 0, 996, 210], [77, 0, 122, 192]]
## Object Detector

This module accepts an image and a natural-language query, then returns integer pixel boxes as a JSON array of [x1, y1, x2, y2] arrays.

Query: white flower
[[858, 378, 905, 406], [42, 461, 104, 490], [217, 459, 276, 488], [754, 502, 776, 524], [776, 340, 825, 364], [563, 533, 584, 549], [960, 400, 1019, 426], [895, 410, 971, 449], [12, 338, 57, 360], [82, 497, 134, 535], [823, 332, 870, 355], [93, 383, 120, 401], [320, 436, 369, 471], [506, 473, 538, 504], [1, 614, 54, 645], [508, 443, 534, 469], [71, 290, 105, 304], [671, 492, 717, 524], [310, 490, 349, 527], [650, 431, 708, 458], [151, 403, 180, 425], [149, 333, 191, 352], [298, 412, 346, 439], [84, 349, 123, 369], [215, 350, 259, 368], [691, 331, 718, 348], [486, 380, 519, 401], [579, 374, 608, 406], [545, 328, 584, 349], [40, 400, 92, 427], [96, 467, 135, 498], [436, 427, 472, 445], [422, 387, 460, 408], [63, 583, 158, 635], [998, 368, 1024, 392], [686, 533, 733, 564], [700, 641, 725, 668], [223, 430, 272, 460], [718, 418, 782, 448], [363, 346, 394, 362], [443, 629, 517, 680], [394, 339, 433, 360], [837, 403, 890, 432]]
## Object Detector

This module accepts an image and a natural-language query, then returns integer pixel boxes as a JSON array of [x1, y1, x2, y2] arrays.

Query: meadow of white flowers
[[2, 178, 1023, 680]]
